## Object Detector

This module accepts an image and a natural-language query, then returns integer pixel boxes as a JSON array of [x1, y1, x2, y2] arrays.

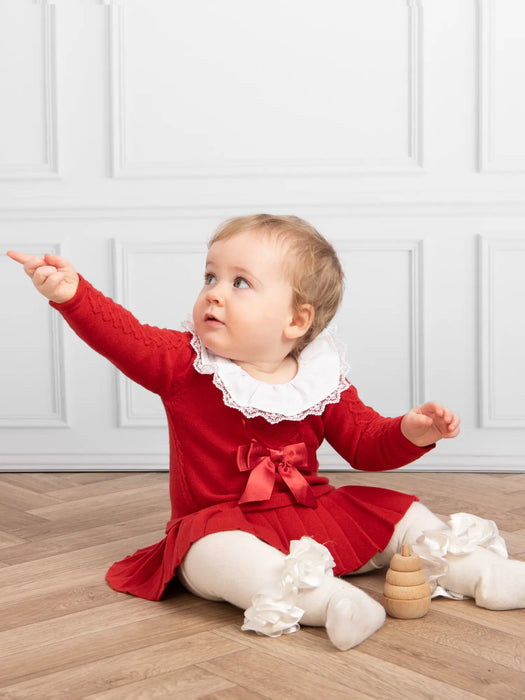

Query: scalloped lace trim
[[183, 320, 350, 424], [412, 512, 508, 600], [241, 537, 336, 637]]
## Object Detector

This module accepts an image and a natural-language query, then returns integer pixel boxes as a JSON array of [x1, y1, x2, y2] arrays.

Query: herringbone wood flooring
[[0, 471, 524, 699]]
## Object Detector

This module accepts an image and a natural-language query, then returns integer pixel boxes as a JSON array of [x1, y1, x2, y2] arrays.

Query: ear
[[284, 304, 314, 340]]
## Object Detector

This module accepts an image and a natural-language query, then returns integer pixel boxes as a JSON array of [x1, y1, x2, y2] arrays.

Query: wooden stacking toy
[[382, 543, 431, 619]]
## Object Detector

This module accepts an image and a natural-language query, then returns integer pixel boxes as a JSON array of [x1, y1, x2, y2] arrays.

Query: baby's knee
[[401, 502, 447, 543], [367, 502, 447, 570]]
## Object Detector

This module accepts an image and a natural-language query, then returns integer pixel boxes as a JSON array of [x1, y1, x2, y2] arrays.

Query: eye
[[233, 277, 250, 289], [204, 272, 216, 285]]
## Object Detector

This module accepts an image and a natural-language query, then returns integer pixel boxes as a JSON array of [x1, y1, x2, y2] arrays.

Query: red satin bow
[[237, 439, 316, 507]]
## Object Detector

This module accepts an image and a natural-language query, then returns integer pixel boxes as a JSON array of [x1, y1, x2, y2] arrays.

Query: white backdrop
[[1, 0, 524, 471]]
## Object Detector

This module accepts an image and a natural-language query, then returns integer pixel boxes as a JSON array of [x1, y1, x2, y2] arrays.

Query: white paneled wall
[[0, 242, 66, 426], [479, 237, 525, 428], [1, 0, 524, 472], [113, 239, 205, 427], [109, 0, 423, 176], [0, 1, 58, 178]]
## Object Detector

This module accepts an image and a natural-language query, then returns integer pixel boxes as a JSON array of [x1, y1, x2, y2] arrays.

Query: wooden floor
[[0, 471, 524, 699]]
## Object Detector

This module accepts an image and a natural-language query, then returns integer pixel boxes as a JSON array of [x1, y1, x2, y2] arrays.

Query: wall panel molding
[[108, 0, 424, 178], [0, 242, 68, 427], [336, 238, 425, 409], [3, 201, 525, 221], [0, 1, 59, 180], [113, 239, 204, 427], [477, 0, 525, 173], [479, 235, 525, 428], [0, 453, 169, 471]]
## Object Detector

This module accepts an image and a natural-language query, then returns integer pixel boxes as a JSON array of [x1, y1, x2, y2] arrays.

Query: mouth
[[204, 313, 224, 326]]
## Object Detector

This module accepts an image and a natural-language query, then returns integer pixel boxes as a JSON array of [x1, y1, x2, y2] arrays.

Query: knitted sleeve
[[50, 276, 194, 396], [322, 385, 434, 471]]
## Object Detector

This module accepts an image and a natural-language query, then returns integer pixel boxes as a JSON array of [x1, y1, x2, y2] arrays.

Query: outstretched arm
[[401, 402, 460, 447], [323, 387, 459, 472], [8, 251, 194, 395], [6, 251, 79, 303]]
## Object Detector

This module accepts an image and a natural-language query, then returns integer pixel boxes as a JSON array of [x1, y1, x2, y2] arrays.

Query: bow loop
[[237, 439, 316, 507]]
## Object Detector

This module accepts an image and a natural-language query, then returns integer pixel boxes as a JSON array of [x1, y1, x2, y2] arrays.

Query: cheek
[[262, 298, 293, 324], [249, 310, 288, 336], [194, 288, 206, 307], [192, 292, 205, 320]]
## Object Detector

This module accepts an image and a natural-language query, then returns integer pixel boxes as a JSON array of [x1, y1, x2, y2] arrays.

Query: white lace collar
[[183, 320, 350, 423]]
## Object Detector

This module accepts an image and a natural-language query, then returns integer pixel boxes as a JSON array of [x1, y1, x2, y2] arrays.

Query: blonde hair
[[209, 214, 344, 355]]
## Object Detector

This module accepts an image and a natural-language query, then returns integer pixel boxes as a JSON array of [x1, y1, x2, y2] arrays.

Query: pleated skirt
[[106, 484, 417, 601]]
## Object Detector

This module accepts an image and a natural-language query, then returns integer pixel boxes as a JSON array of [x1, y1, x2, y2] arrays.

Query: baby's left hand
[[401, 402, 460, 447]]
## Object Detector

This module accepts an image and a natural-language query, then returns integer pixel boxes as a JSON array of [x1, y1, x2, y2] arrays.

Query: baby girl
[[8, 214, 524, 651]]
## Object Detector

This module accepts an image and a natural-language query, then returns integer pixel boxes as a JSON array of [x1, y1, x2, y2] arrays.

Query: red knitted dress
[[51, 277, 432, 601]]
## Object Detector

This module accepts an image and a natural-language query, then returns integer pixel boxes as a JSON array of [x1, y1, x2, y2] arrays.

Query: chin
[[200, 336, 227, 359]]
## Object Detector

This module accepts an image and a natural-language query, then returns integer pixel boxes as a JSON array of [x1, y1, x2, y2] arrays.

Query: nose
[[205, 282, 225, 305]]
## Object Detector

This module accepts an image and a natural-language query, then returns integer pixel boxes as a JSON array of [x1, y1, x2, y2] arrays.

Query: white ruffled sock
[[411, 511, 525, 609], [177, 531, 385, 650], [438, 547, 525, 610], [299, 576, 386, 650], [241, 537, 385, 649]]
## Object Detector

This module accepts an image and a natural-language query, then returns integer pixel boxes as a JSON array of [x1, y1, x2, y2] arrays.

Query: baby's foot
[[325, 589, 386, 650]]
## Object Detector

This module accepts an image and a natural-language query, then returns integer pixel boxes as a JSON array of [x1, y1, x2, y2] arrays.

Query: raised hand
[[401, 402, 460, 447], [6, 251, 79, 303]]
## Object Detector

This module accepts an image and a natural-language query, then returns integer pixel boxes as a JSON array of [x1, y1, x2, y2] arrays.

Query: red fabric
[[237, 440, 316, 507], [51, 278, 432, 601]]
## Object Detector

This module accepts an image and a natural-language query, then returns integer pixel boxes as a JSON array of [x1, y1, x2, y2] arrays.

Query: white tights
[[178, 529, 386, 650], [178, 502, 525, 650]]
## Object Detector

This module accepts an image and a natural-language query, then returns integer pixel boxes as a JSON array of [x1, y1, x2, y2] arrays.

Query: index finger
[[7, 250, 34, 264], [7, 250, 46, 272]]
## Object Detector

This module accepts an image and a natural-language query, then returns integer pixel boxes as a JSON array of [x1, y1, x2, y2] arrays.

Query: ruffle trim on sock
[[241, 537, 335, 638], [412, 512, 508, 600]]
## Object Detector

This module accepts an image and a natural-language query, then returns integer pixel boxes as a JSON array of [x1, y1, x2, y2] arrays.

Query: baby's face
[[193, 230, 296, 365]]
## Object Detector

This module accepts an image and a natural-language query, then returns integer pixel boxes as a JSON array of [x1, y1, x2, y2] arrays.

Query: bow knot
[[237, 440, 316, 507]]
